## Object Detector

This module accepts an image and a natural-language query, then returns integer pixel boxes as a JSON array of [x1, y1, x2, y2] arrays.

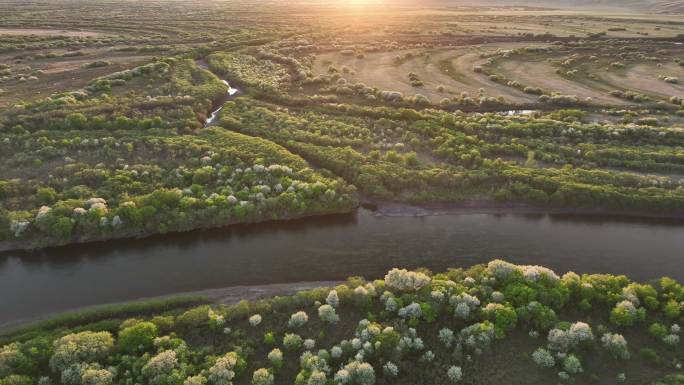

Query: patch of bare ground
[[434, 47, 537, 102], [0, 58, 152, 105], [0, 28, 105, 37], [600, 63, 684, 99], [313, 44, 538, 104], [40, 55, 153, 74], [496, 58, 628, 105]]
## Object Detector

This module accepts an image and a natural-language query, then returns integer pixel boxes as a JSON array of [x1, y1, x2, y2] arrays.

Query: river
[[1, 207, 684, 327]]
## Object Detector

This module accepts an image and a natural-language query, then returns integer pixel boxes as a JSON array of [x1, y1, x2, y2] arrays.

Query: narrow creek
[[196, 59, 240, 127]]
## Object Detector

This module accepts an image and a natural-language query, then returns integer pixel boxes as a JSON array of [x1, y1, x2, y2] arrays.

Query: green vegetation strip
[[2, 261, 684, 385]]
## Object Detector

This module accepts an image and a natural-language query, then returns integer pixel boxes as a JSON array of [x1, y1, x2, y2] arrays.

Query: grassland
[[0, 0, 684, 253]]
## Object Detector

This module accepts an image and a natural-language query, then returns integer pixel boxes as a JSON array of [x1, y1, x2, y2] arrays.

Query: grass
[[0, 295, 210, 345]]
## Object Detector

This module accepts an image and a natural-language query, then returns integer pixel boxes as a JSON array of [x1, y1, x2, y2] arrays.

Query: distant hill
[[439, 0, 684, 13]]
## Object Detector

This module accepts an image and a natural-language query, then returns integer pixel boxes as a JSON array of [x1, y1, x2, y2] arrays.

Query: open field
[[496, 57, 628, 105], [600, 63, 684, 99], [313, 45, 538, 104]]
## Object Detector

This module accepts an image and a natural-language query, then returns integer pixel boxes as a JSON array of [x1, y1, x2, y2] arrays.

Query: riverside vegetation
[[2, 1, 684, 249], [2, 261, 684, 385]]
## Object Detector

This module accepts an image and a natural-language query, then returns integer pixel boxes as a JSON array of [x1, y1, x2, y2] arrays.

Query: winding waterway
[[2, 208, 684, 327]]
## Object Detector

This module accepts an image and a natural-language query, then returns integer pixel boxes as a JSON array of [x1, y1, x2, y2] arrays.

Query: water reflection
[[1, 209, 684, 325]]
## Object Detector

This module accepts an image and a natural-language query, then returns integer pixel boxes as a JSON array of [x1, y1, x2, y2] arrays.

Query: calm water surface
[[2, 208, 684, 325]]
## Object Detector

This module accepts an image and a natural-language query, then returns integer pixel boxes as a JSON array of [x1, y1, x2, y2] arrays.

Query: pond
[[1, 208, 684, 326]]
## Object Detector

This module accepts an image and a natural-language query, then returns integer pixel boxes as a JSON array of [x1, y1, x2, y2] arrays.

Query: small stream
[[196, 60, 240, 127], [205, 80, 239, 126]]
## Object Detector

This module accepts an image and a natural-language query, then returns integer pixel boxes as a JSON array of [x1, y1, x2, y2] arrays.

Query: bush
[[283, 333, 303, 351], [49, 331, 114, 372], [531, 348, 555, 368], [118, 322, 158, 353]]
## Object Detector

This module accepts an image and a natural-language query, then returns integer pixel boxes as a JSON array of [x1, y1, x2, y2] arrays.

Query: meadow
[[2, 0, 684, 250]]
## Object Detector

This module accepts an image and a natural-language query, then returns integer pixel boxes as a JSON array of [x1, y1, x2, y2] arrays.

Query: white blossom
[[601, 333, 629, 359], [304, 339, 316, 350], [326, 290, 339, 308], [384, 268, 430, 291], [184, 375, 207, 385], [251, 368, 273, 385], [382, 362, 398, 377], [532, 348, 555, 368], [331, 346, 343, 359], [398, 302, 422, 319], [267, 349, 283, 367], [288, 311, 309, 328], [438, 328, 455, 347], [447, 366, 462, 383], [337, 361, 375, 385], [249, 314, 262, 327], [142, 350, 178, 379], [208, 352, 241, 385], [663, 334, 680, 346], [49, 331, 114, 373], [318, 304, 339, 323]]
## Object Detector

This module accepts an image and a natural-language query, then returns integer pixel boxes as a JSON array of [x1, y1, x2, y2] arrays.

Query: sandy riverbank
[[0, 280, 343, 332], [363, 199, 684, 220]]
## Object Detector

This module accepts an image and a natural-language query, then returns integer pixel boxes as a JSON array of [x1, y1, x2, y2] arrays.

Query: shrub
[[649, 323, 668, 339], [288, 311, 309, 328], [609, 300, 643, 327], [447, 366, 462, 383], [264, 331, 276, 345], [267, 349, 283, 368], [326, 290, 339, 308], [251, 368, 274, 385], [0, 343, 30, 378], [384, 268, 430, 291], [184, 375, 207, 385], [118, 321, 158, 353], [438, 328, 455, 347], [335, 361, 375, 385], [142, 350, 178, 379], [208, 352, 245, 385], [482, 303, 517, 331], [249, 314, 263, 327], [532, 348, 555, 368], [601, 333, 630, 360], [49, 331, 114, 372], [664, 300, 681, 319], [283, 333, 303, 351], [318, 304, 339, 323], [382, 362, 398, 377], [562, 354, 582, 374]]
